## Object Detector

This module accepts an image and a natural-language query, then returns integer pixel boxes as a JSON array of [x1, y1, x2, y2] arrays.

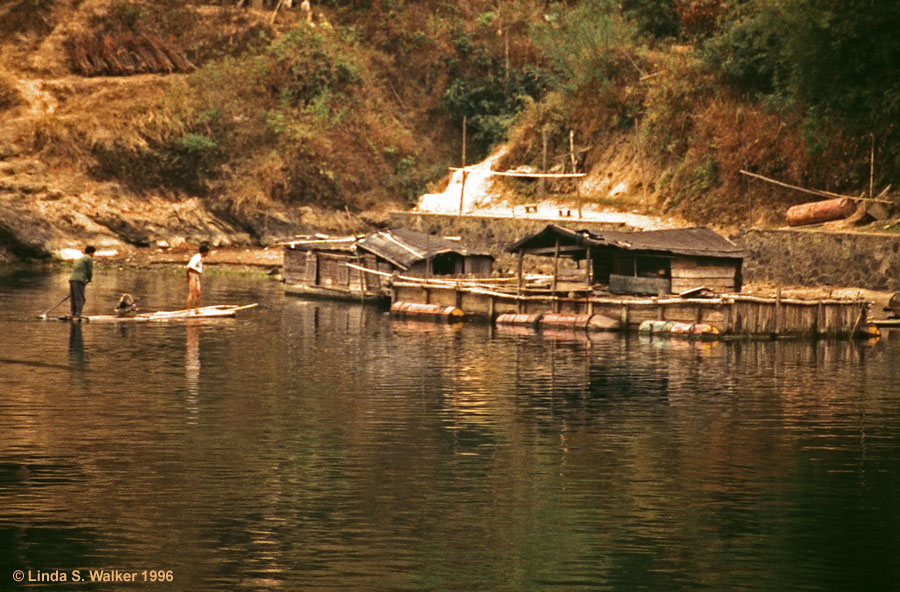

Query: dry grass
[[0, 73, 23, 112]]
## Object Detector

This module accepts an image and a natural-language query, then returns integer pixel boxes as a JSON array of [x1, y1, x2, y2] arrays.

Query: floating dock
[[386, 276, 874, 339]]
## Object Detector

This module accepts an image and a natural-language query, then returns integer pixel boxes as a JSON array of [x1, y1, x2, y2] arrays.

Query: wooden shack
[[508, 224, 744, 296], [283, 235, 381, 300], [283, 228, 493, 300], [356, 228, 494, 278]]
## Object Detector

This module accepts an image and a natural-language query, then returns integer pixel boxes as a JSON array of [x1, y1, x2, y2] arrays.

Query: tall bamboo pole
[[570, 130, 580, 218], [870, 133, 875, 199], [540, 128, 547, 198], [458, 115, 467, 218]]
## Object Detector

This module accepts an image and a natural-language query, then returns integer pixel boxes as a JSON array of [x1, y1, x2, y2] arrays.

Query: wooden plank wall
[[283, 249, 306, 284], [670, 259, 738, 294]]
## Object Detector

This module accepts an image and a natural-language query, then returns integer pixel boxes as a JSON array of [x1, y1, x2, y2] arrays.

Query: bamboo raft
[[46, 304, 258, 323]]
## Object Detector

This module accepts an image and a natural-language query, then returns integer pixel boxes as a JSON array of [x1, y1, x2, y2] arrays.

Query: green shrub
[[702, 5, 788, 97], [531, 0, 633, 95], [621, 0, 679, 40], [442, 63, 546, 155], [265, 26, 362, 109]]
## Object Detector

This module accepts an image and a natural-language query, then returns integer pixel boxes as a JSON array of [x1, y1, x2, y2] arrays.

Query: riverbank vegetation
[[3, 0, 899, 251]]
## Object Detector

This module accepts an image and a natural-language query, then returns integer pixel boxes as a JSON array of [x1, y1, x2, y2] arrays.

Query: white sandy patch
[[415, 146, 669, 230]]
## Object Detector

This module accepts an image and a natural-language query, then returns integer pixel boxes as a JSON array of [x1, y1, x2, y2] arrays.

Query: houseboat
[[283, 228, 494, 301], [388, 224, 875, 339]]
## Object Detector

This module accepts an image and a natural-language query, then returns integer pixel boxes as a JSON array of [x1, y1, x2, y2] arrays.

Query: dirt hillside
[[0, 0, 386, 262]]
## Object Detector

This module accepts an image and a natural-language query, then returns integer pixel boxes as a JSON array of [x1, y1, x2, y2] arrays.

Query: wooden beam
[[519, 245, 584, 256], [449, 168, 586, 178], [269, 0, 284, 24]]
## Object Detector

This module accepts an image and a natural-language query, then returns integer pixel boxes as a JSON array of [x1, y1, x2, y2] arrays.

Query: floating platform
[[389, 279, 875, 339], [45, 304, 258, 323]]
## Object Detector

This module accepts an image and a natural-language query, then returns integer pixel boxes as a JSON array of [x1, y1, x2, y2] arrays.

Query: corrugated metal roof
[[357, 228, 492, 270], [509, 224, 744, 259]]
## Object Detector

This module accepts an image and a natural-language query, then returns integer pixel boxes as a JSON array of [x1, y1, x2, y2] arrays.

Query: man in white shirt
[[186, 244, 209, 315]]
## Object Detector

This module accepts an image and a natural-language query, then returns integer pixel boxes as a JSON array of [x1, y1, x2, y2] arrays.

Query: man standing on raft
[[69, 245, 95, 321], [186, 244, 209, 315]]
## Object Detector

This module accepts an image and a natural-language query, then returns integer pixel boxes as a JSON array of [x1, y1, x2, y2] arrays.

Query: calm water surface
[[1, 267, 899, 591]]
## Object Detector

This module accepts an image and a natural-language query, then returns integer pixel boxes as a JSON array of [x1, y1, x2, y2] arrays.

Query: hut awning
[[508, 224, 745, 259], [357, 228, 493, 270]]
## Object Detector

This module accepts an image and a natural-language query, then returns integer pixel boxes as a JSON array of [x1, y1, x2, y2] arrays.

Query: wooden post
[[552, 238, 560, 293], [570, 130, 581, 219], [851, 302, 864, 338], [313, 252, 319, 286], [637, 118, 648, 208], [541, 128, 547, 198], [356, 254, 366, 302], [458, 116, 467, 217], [775, 285, 782, 335], [516, 250, 524, 293], [816, 302, 823, 336], [269, 0, 284, 24], [504, 23, 510, 89], [585, 246, 592, 288], [425, 232, 431, 282], [870, 133, 875, 199]]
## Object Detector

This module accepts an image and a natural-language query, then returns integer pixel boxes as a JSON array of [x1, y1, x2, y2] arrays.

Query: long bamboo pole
[[541, 128, 547, 197], [570, 130, 581, 219], [458, 116, 467, 217], [448, 169, 585, 178], [740, 169, 892, 204], [870, 133, 875, 199]]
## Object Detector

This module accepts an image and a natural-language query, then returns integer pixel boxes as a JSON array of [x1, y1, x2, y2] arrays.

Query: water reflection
[[67, 322, 85, 370], [3, 273, 900, 592], [186, 321, 200, 420]]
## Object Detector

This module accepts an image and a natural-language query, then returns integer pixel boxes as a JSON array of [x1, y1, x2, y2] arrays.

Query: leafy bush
[[641, 52, 713, 158], [531, 0, 633, 95], [442, 63, 546, 155], [621, 0, 679, 40], [264, 27, 362, 110], [703, 0, 900, 183], [702, 5, 787, 96]]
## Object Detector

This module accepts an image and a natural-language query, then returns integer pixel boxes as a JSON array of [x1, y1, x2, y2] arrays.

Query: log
[[785, 198, 856, 227]]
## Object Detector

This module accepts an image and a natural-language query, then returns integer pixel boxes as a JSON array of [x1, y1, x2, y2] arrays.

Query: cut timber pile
[[67, 31, 195, 76]]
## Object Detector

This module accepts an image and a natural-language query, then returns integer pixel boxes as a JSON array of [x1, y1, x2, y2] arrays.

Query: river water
[[1, 267, 899, 591]]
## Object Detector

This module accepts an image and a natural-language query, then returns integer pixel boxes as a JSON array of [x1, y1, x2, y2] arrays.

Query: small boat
[[46, 304, 258, 323]]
